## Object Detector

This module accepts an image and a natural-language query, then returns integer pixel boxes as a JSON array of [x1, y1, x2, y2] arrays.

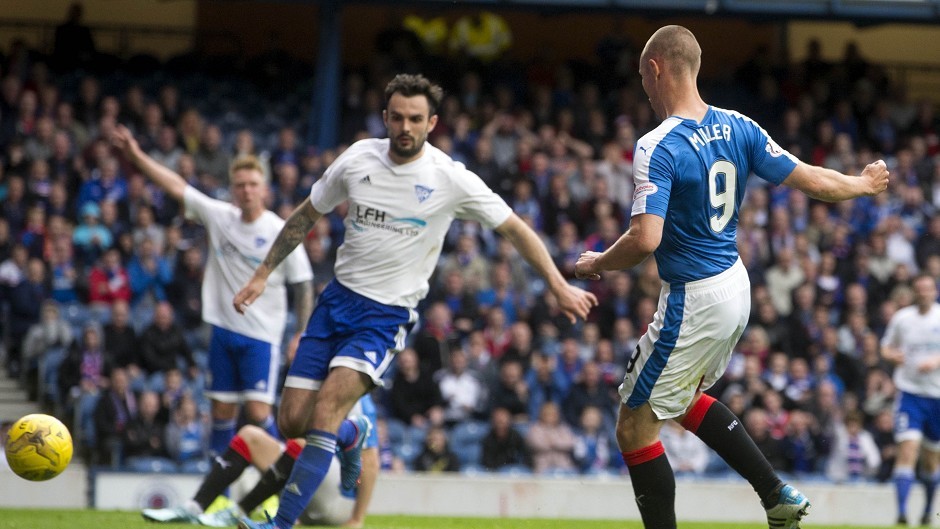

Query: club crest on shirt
[[634, 182, 658, 200], [414, 184, 434, 203], [254, 237, 266, 248]]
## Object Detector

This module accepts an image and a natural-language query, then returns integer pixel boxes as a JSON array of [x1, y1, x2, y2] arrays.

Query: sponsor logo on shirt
[[350, 205, 426, 236], [633, 182, 658, 201], [359, 175, 371, 185]]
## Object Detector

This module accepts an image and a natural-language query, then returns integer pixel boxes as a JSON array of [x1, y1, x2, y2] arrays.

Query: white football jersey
[[881, 303, 940, 398], [184, 186, 313, 345], [310, 138, 512, 308]]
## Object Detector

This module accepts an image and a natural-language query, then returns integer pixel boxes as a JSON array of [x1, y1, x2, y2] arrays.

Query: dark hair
[[384, 74, 444, 116]]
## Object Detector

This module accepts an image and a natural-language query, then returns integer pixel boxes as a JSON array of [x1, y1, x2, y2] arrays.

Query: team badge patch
[[414, 185, 434, 203], [255, 237, 266, 248]]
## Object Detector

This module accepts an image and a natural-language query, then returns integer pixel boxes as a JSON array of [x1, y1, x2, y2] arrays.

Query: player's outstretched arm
[[234, 200, 322, 314], [495, 213, 597, 323], [111, 124, 188, 202], [783, 159, 889, 202], [575, 213, 663, 280]]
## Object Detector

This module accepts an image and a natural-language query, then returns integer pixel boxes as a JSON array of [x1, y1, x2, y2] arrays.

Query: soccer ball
[[4, 413, 73, 481]]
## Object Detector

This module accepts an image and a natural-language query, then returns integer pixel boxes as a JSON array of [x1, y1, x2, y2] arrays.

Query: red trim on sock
[[285, 439, 303, 459], [680, 393, 716, 433], [230, 435, 252, 462], [622, 441, 665, 467]]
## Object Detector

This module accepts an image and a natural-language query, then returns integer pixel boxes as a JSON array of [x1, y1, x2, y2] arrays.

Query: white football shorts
[[619, 258, 750, 419]]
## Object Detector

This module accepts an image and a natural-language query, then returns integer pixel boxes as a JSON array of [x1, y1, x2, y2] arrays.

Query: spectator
[[427, 269, 478, 334], [412, 426, 461, 473], [138, 302, 197, 389], [563, 360, 614, 428], [870, 408, 898, 482], [436, 349, 486, 426], [525, 353, 567, 421], [21, 300, 73, 401], [48, 234, 79, 304], [388, 348, 444, 429], [86, 248, 130, 306], [165, 394, 210, 472], [481, 407, 531, 471], [102, 299, 141, 384], [193, 124, 230, 185], [780, 409, 825, 476], [572, 406, 614, 474], [488, 359, 529, 422], [825, 410, 881, 483], [59, 323, 111, 449], [51, 3, 96, 72], [72, 202, 113, 265], [7, 257, 47, 377], [413, 301, 460, 376], [743, 407, 787, 471], [92, 366, 137, 466], [123, 390, 172, 470], [659, 419, 710, 477], [526, 401, 577, 475], [127, 237, 172, 307], [166, 246, 204, 331], [439, 234, 490, 292]]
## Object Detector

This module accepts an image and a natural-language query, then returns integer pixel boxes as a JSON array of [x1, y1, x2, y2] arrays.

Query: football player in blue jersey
[[576, 25, 888, 529]]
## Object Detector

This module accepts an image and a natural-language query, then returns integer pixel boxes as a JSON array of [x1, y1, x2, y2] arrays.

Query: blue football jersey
[[631, 106, 798, 283]]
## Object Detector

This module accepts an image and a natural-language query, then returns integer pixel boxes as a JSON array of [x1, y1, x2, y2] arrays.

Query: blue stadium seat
[[451, 420, 489, 447], [125, 456, 178, 473], [39, 346, 68, 410], [453, 443, 481, 467], [498, 464, 532, 476], [394, 440, 421, 468]]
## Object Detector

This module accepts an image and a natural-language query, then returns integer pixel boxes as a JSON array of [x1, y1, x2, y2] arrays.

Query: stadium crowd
[[1, 17, 939, 485]]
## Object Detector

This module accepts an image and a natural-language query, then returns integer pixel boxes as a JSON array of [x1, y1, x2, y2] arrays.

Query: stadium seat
[[125, 456, 178, 473], [453, 443, 482, 467], [38, 346, 68, 411], [498, 464, 532, 476], [394, 439, 421, 468]]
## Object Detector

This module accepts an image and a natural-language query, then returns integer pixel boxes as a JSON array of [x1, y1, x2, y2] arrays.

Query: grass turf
[[0, 510, 889, 529]]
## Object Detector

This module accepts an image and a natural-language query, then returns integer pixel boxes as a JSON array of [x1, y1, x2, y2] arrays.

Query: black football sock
[[193, 435, 252, 510], [681, 394, 782, 507], [622, 442, 676, 529], [238, 440, 302, 514]]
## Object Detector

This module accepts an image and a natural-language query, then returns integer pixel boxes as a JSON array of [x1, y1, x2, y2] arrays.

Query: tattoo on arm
[[291, 281, 314, 326], [262, 202, 317, 272]]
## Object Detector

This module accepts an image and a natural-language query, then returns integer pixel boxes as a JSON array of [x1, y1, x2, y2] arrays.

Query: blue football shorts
[[285, 280, 417, 391]]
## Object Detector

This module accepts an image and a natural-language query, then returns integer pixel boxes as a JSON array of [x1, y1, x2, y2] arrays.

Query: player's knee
[[237, 424, 266, 441], [277, 410, 305, 439]]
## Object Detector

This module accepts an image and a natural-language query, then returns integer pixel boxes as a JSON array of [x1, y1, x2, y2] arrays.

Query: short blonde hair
[[230, 155, 267, 182]]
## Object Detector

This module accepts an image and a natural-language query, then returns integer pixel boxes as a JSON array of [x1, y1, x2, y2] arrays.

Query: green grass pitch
[[0, 510, 890, 529]]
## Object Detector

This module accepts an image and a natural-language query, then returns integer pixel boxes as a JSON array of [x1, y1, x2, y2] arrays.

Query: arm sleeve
[[880, 314, 900, 348], [630, 142, 673, 219], [309, 149, 352, 214], [183, 185, 228, 225], [749, 121, 799, 186], [452, 167, 513, 228]]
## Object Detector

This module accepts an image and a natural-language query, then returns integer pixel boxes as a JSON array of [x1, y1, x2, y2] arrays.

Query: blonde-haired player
[[113, 126, 314, 456]]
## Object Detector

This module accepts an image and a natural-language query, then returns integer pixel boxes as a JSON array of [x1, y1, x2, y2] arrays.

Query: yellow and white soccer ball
[[4, 413, 73, 481]]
